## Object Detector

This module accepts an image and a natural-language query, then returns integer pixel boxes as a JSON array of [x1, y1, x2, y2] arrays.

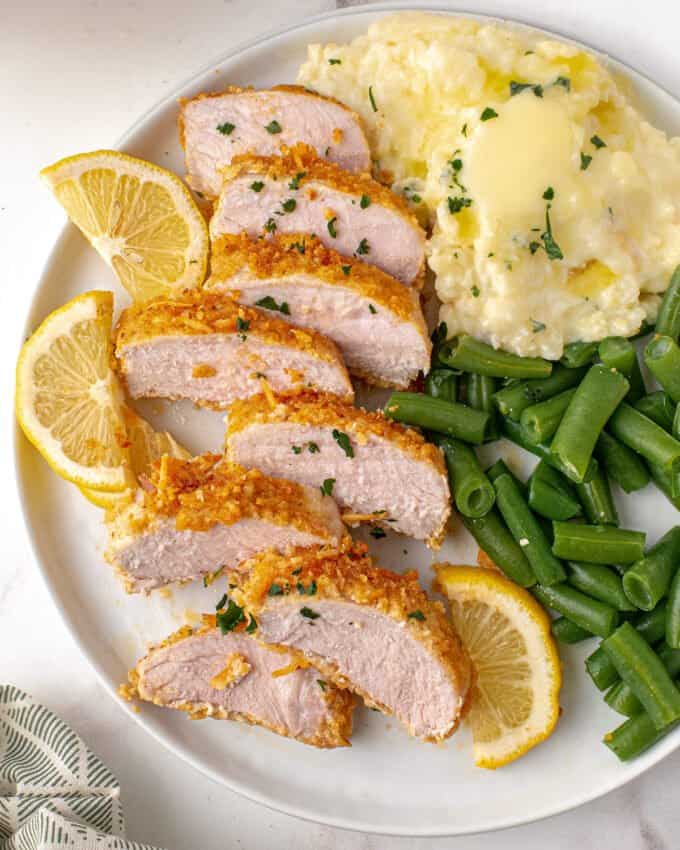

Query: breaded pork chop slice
[[233, 542, 471, 742], [179, 85, 371, 198], [114, 291, 353, 409], [225, 391, 451, 547], [206, 233, 430, 388], [106, 453, 346, 593], [128, 618, 354, 748], [210, 144, 425, 286]]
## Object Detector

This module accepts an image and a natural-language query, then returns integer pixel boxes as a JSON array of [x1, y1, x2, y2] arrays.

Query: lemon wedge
[[79, 406, 190, 509], [41, 150, 208, 302], [16, 291, 130, 491], [434, 564, 561, 768]]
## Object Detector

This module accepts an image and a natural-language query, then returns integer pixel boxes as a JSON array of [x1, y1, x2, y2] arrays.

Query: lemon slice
[[41, 150, 208, 302], [79, 406, 190, 509], [434, 565, 561, 769], [16, 291, 130, 491]]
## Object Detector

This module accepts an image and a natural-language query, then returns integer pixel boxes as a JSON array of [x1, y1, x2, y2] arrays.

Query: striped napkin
[[0, 685, 164, 849]]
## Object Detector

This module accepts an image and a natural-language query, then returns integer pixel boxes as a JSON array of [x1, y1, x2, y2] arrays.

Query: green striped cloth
[[0, 685, 164, 849]]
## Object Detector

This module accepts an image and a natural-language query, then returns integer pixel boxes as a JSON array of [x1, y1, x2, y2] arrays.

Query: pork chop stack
[[225, 391, 451, 547], [232, 541, 472, 742], [206, 233, 431, 388], [179, 85, 371, 197], [210, 144, 425, 286], [128, 618, 355, 747], [114, 291, 354, 408], [106, 453, 346, 593]]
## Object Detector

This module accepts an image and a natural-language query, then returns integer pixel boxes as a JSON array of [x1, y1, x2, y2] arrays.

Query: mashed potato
[[298, 12, 680, 358]]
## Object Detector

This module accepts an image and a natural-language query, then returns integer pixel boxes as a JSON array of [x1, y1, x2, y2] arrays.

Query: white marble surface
[[2, 0, 680, 847]]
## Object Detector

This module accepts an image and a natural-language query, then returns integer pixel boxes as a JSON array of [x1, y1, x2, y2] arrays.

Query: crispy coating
[[207, 232, 428, 329], [127, 619, 354, 748], [225, 390, 447, 475], [233, 540, 472, 742], [114, 290, 345, 366]]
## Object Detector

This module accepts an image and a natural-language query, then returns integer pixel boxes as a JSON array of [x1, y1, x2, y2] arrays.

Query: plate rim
[[14, 1, 680, 836]]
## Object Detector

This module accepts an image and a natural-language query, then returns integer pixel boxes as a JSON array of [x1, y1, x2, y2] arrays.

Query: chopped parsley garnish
[[246, 615, 258, 634], [292, 445, 302, 454], [215, 593, 228, 610], [300, 606, 320, 620], [531, 319, 546, 333], [543, 186, 554, 201], [288, 171, 306, 190], [461, 122, 468, 136], [216, 600, 245, 633], [328, 58, 342, 65], [250, 181, 264, 192], [509, 81, 543, 98], [297, 580, 317, 596], [292, 568, 302, 575], [216, 121, 235, 135], [332, 429, 354, 458], [327, 216, 338, 238], [451, 158, 463, 172], [264, 217, 277, 233], [368, 85, 378, 112], [281, 198, 297, 213], [591, 134, 606, 149], [580, 153, 592, 171], [529, 241, 541, 255], [320, 478, 335, 496], [407, 609, 426, 621], [268, 583, 286, 596], [341, 265, 351, 276], [356, 238, 370, 255], [291, 240, 306, 254], [265, 120, 282, 134], [448, 196, 473, 214], [256, 295, 290, 315], [360, 194, 371, 209], [236, 317, 250, 340], [471, 285, 480, 298], [480, 107, 498, 121], [541, 202, 563, 260], [308, 442, 320, 453], [369, 526, 386, 539], [368, 303, 377, 314], [317, 679, 327, 691]]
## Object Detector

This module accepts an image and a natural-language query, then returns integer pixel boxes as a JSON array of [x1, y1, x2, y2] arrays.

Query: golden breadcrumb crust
[[111, 452, 345, 540], [127, 619, 354, 748], [222, 142, 420, 230], [226, 390, 446, 475], [207, 232, 428, 330], [234, 541, 472, 742], [114, 290, 345, 368], [178, 84, 369, 161]]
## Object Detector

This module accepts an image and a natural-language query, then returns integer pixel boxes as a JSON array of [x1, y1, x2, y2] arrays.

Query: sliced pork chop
[[210, 144, 425, 286], [233, 542, 471, 742], [179, 85, 371, 197], [106, 454, 346, 593], [128, 619, 354, 748], [225, 391, 451, 547], [206, 233, 430, 388], [114, 291, 353, 408]]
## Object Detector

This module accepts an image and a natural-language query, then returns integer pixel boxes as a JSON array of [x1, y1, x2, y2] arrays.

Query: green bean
[[467, 373, 499, 441], [637, 602, 670, 644], [528, 460, 581, 521], [608, 403, 680, 474], [627, 356, 647, 404], [438, 334, 552, 379], [634, 392, 675, 432], [561, 341, 599, 369], [673, 404, 680, 443], [384, 393, 490, 444], [596, 432, 650, 493], [605, 644, 680, 717], [461, 511, 536, 588], [551, 617, 593, 644], [551, 364, 630, 483], [534, 584, 619, 638], [425, 369, 458, 403], [604, 707, 680, 761], [435, 436, 495, 518], [502, 419, 598, 482], [552, 522, 646, 565], [654, 265, 680, 340], [644, 335, 680, 403], [667, 567, 680, 649], [486, 459, 527, 494], [568, 562, 636, 612], [520, 388, 576, 444], [648, 462, 680, 511], [574, 465, 619, 526], [602, 622, 680, 730], [493, 473, 566, 586], [492, 365, 587, 420], [599, 336, 636, 376], [622, 527, 680, 611]]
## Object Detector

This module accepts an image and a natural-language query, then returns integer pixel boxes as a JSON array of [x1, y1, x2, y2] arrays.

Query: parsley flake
[[332, 429, 354, 458], [531, 319, 546, 333], [327, 216, 338, 238], [281, 198, 296, 213], [341, 265, 351, 276], [591, 134, 606, 149], [541, 204, 564, 260], [250, 181, 264, 192], [216, 600, 245, 633], [297, 580, 317, 596], [265, 120, 282, 134], [308, 442, 320, 454], [216, 121, 235, 135], [291, 240, 306, 254], [356, 238, 370, 255], [471, 285, 480, 298], [360, 194, 371, 209], [368, 303, 377, 314], [264, 217, 277, 233], [300, 606, 320, 620], [554, 76, 571, 91], [329, 58, 342, 65], [215, 593, 228, 610], [320, 478, 335, 496], [368, 85, 378, 112], [317, 679, 327, 691], [480, 107, 498, 121], [543, 186, 554, 201], [268, 583, 286, 596], [407, 610, 426, 621], [580, 153, 592, 171], [448, 196, 473, 214], [255, 295, 290, 315], [461, 122, 468, 136], [236, 317, 250, 340], [292, 445, 302, 454], [369, 526, 386, 539], [246, 615, 258, 634], [509, 81, 543, 98], [288, 171, 306, 190]]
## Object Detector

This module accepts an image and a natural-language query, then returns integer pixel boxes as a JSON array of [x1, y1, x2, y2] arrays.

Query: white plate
[[14, 2, 680, 836]]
